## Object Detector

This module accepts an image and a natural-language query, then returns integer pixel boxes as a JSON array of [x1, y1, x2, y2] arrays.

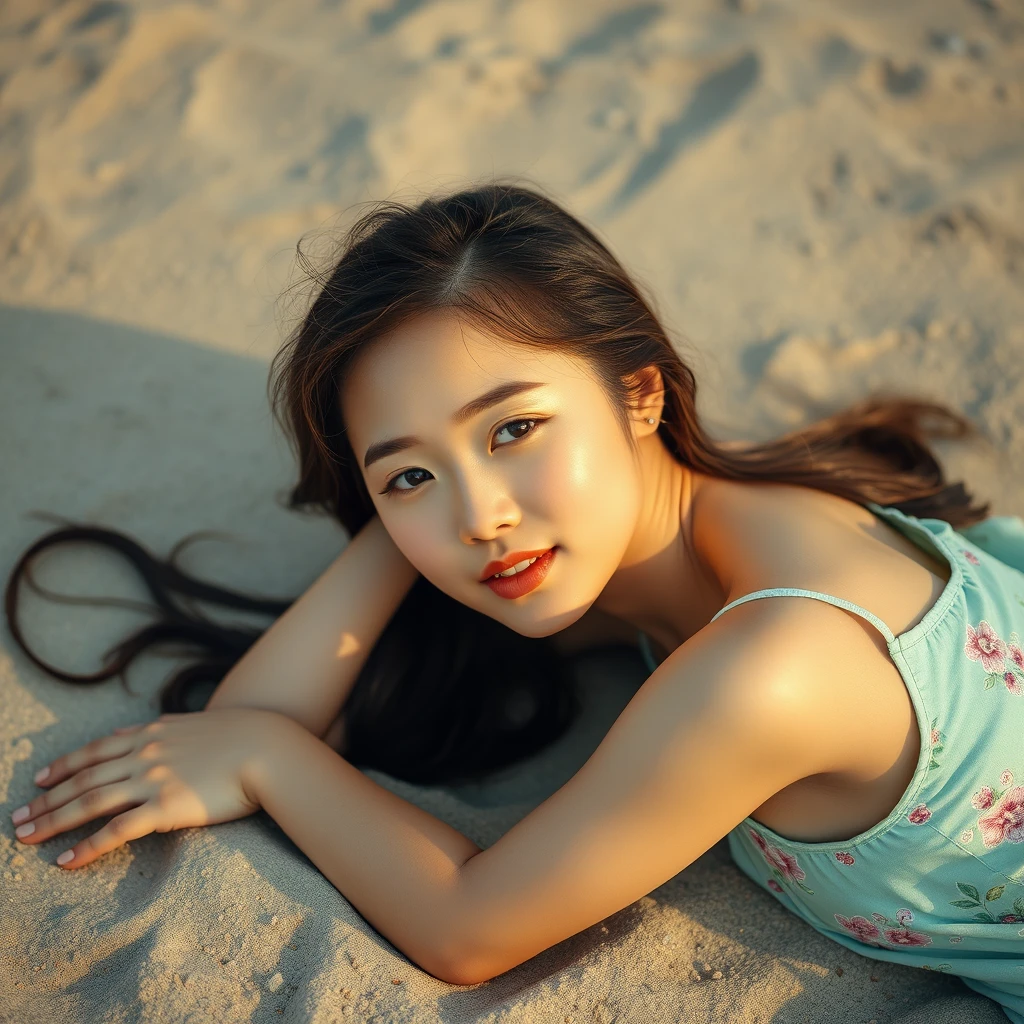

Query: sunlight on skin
[[339, 309, 727, 650], [8, 312, 742, 929], [336, 631, 361, 658], [11, 710, 280, 868]]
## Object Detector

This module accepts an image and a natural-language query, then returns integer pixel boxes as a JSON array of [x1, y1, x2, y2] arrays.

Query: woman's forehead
[[344, 314, 592, 407]]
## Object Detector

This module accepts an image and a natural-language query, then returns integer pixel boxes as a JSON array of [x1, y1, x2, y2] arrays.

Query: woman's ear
[[624, 365, 666, 437]]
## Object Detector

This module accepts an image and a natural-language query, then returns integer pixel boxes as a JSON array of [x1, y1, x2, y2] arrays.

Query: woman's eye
[[379, 468, 431, 496], [493, 418, 537, 445], [377, 418, 542, 498]]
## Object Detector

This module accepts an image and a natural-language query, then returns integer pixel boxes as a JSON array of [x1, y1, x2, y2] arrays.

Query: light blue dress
[[638, 501, 1024, 1022]]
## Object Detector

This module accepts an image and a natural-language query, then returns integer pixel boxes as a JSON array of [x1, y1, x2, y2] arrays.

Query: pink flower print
[[768, 846, 807, 882], [1005, 672, 1023, 695], [930, 727, 941, 745], [895, 908, 914, 925], [1008, 635, 1024, 670], [965, 621, 1007, 672], [1001, 914, 1022, 924], [977, 786, 1024, 847], [963, 550, 980, 566], [908, 804, 932, 824], [749, 829, 814, 893], [835, 851, 855, 865], [835, 914, 882, 944], [884, 927, 933, 947], [1001, 769, 1015, 787], [972, 786, 994, 810], [767, 879, 784, 893]]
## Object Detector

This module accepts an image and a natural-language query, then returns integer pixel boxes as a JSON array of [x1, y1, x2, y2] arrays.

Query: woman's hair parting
[[3, 180, 992, 786]]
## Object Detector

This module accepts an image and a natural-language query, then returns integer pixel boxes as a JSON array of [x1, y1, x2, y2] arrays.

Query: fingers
[[12, 720, 168, 868], [14, 764, 141, 847], [34, 727, 151, 790], [12, 775, 150, 869], [54, 805, 155, 869]]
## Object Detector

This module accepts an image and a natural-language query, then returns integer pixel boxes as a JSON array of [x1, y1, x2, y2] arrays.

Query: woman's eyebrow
[[362, 380, 549, 470]]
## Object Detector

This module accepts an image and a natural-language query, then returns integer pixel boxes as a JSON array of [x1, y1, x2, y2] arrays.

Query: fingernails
[[34, 767, 50, 784], [11, 806, 29, 825], [56, 850, 74, 865], [15, 822, 35, 839]]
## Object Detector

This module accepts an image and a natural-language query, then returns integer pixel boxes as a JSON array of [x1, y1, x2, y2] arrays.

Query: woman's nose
[[456, 473, 520, 543]]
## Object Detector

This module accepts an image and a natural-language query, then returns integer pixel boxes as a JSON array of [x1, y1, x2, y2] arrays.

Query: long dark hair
[[3, 180, 992, 787]]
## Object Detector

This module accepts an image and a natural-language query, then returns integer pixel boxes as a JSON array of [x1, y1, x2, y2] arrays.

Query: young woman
[[5, 183, 1023, 1020]]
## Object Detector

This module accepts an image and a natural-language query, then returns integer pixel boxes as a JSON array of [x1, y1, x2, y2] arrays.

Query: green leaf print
[[927, 717, 944, 771], [949, 880, 1023, 926], [984, 674, 998, 690], [956, 882, 981, 903]]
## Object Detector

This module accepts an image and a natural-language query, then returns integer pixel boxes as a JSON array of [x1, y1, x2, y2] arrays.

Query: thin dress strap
[[708, 588, 897, 646]]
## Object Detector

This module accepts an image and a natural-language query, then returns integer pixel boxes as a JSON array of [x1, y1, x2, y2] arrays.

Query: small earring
[[645, 417, 656, 424]]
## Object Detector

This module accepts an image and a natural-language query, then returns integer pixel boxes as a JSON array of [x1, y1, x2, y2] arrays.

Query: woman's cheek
[[545, 429, 631, 521], [384, 518, 438, 575], [535, 436, 595, 514]]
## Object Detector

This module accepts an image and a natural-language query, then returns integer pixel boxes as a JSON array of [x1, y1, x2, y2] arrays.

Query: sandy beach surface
[[2, 0, 1023, 1020]]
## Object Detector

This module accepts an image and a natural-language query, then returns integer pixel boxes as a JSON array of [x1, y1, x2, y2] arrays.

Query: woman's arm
[[247, 713, 481, 982], [205, 515, 419, 741], [247, 620, 842, 986]]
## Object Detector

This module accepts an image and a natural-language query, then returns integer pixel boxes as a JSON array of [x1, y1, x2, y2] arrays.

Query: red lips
[[479, 548, 554, 582]]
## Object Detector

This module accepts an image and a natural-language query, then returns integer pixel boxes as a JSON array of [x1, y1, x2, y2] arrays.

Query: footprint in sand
[[919, 203, 1024, 277], [602, 49, 761, 215]]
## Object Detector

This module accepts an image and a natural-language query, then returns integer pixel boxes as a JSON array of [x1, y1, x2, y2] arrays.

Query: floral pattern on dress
[[965, 771, 1024, 847], [834, 907, 932, 948], [908, 804, 932, 824], [928, 716, 944, 771], [964, 621, 1024, 693], [728, 523, 1024, 988], [747, 828, 815, 895], [948, 880, 1024, 925]]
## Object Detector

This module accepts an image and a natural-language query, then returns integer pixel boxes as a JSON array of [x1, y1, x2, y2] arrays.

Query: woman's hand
[[10, 708, 282, 869]]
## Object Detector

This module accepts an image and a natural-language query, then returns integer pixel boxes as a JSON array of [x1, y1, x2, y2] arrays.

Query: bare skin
[[648, 474, 949, 844], [340, 308, 952, 847], [321, 476, 948, 846], [13, 306, 959, 982]]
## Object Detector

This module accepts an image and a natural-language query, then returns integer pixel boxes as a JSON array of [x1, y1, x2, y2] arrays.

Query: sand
[[2, 0, 1022, 1020]]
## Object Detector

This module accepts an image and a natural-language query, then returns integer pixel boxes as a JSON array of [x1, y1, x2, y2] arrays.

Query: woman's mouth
[[483, 547, 557, 599]]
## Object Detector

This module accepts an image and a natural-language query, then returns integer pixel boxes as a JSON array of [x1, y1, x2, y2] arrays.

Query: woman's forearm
[[205, 515, 419, 740], [247, 713, 482, 982]]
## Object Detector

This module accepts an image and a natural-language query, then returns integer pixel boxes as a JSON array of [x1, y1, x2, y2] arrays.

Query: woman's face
[[341, 310, 647, 637]]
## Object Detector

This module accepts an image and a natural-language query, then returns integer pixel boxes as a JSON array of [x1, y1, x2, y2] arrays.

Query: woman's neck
[[593, 441, 729, 652]]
